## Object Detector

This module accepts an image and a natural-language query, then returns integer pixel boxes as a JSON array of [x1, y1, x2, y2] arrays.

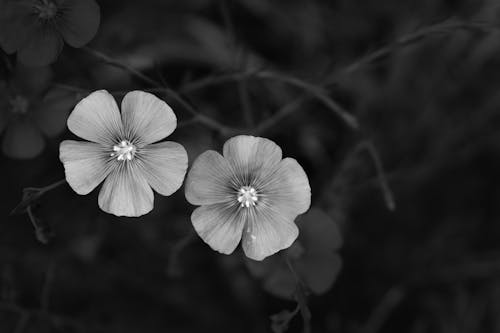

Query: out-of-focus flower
[[185, 135, 311, 261], [246, 208, 343, 299], [0, 0, 100, 66], [59, 90, 188, 217], [0, 65, 74, 159]]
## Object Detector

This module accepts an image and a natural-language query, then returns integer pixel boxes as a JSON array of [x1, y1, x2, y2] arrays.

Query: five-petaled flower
[[246, 208, 343, 299], [0, 0, 100, 66], [59, 90, 188, 217], [0, 65, 74, 159], [185, 135, 311, 261]]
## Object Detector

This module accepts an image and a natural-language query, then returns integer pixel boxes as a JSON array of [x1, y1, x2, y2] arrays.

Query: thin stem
[[253, 95, 307, 135], [13, 313, 30, 333], [329, 18, 495, 82], [82, 46, 160, 86], [182, 70, 359, 130], [361, 287, 406, 333], [284, 256, 312, 333], [40, 179, 67, 195], [256, 71, 359, 130], [238, 80, 254, 127], [362, 142, 396, 211]]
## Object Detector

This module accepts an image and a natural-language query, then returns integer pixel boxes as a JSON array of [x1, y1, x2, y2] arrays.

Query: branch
[[329, 18, 496, 82]]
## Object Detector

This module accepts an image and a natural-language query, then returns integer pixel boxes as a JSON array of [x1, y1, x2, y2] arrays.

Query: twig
[[0, 301, 93, 333], [284, 256, 312, 333], [329, 19, 496, 82], [40, 261, 56, 312], [82, 47, 160, 87], [13, 313, 30, 333], [253, 95, 307, 135], [64, 48, 241, 136], [362, 142, 396, 211], [182, 71, 359, 130], [361, 287, 406, 333]]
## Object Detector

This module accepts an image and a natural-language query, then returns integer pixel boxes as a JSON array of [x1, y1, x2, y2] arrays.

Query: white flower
[[60, 90, 188, 217], [185, 135, 311, 261]]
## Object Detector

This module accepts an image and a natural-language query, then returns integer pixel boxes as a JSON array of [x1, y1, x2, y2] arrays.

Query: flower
[[0, 65, 74, 159], [245, 208, 343, 299], [0, 0, 100, 66], [59, 90, 188, 217], [184, 135, 311, 261]]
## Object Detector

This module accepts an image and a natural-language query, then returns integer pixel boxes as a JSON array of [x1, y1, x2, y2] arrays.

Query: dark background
[[2, 0, 500, 332]]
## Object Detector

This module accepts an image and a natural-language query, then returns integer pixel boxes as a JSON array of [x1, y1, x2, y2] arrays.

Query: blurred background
[[2, 0, 500, 332]]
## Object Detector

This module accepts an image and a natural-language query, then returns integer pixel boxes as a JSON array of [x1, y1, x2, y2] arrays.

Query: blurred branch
[[284, 256, 312, 333], [11, 179, 66, 216], [361, 287, 406, 333], [166, 231, 196, 278], [13, 312, 30, 333], [253, 95, 308, 135], [361, 142, 396, 211], [40, 261, 56, 313], [0, 301, 93, 333], [182, 70, 359, 130], [329, 18, 497, 82], [82, 47, 160, 87]]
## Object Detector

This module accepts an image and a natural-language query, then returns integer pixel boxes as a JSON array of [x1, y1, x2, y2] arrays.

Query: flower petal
[[98, 163, 154, 217], [67, 90, 123, 145], [191, 202, 246, 255], [2, 120, 45, 159], [34, 90, 75, 137], [242, 207, 299, 261], [185, 150, 235, 205], [17, 25, 63, 66], [259, 157, 311, 218], [59, 140, 112, 195], [57, 0, 100, 48], [298, 208, 342, 253], [245, 255, 296, 299], [11, 65, 53, 98], [137, 141, 188, 196], [222, 135, 282, 184], [295, 253, 342, 295], [0, 2, 34, 53], [121, 91, 177, 145]]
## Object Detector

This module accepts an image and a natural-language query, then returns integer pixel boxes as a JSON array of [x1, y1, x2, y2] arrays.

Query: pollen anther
[[237, 186, 258, 208], [111, 140, 136, 161]]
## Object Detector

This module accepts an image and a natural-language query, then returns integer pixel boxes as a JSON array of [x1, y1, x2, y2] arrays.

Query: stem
[[81, 48, 241, 136], [328, 19, 495, 82], [40, 179, 67, 195], [362, 142, 396, 211], [182, 70, 359, 130], [82, 46, 160, 86], [284, 256, 312, 333], [253, 95, 307, 135]]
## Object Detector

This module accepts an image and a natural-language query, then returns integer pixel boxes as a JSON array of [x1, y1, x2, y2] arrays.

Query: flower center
[[9, 95, 29, 115], [111, 140, 136, 161], [237, 186, 258, 208], [36, 0, 58, 19]]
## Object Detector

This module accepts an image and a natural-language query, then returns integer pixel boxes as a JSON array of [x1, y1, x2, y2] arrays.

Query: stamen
[[35, 1, 57, 19], [237, 186, 258, 208], [110, 140, 136, 161]]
